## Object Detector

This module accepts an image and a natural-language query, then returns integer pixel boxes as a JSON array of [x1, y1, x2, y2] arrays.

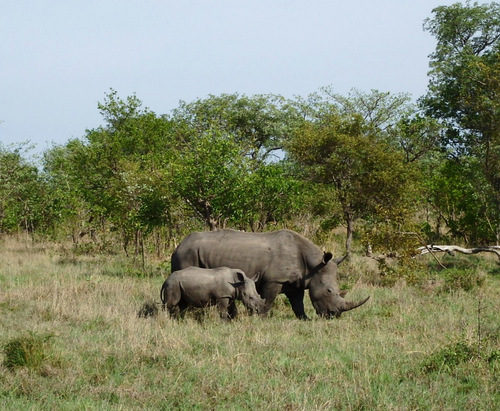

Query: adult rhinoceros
[[171, 229, 369, 319]]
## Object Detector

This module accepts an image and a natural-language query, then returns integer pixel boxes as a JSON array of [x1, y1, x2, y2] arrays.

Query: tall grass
[[0, 237, 499, 409]]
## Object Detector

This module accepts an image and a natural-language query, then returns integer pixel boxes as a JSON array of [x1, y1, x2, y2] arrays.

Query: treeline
[[1, 2, 499, 258]]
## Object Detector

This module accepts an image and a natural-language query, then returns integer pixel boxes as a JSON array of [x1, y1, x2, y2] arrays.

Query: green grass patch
[[1, 238, 499, 409], [3, 332, 54, 371]]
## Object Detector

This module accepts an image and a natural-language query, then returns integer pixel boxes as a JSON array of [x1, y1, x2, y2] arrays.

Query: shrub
[[3, 332, 53, 371], [440, 268, 486, 292], [421, 336, 500, 375], [138, 301, 159, 318], [421, 339, 477, 373]]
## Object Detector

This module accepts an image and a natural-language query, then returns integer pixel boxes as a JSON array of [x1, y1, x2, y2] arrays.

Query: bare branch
[[418, 245, 500, 261]]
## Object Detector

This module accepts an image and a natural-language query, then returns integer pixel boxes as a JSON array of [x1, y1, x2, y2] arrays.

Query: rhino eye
[[326, 288, 333, 294]]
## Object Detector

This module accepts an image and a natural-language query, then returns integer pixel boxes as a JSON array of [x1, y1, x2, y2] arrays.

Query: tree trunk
[[345, 212, 354, 258], [207, 217, 218, 231]]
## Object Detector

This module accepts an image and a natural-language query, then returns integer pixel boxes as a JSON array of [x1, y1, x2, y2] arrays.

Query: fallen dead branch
[[418, 245, 500, 261]]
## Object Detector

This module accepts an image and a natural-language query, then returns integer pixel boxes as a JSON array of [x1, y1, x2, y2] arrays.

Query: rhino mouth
[[247, 306, 259, 315], [247, 301, 266, 315], [316, 308, 342, 319], [327, 310, 342, 319]]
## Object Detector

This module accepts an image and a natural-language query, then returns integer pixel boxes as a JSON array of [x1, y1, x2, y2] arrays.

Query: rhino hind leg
[[163, 285, 184, 319], [259, 283, 283, 317], [175, 301, 190, 319], [168, 304, 181, 319], [167, 299, 187, 319]]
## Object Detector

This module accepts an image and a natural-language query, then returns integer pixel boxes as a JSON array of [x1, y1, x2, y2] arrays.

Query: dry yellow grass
[[1, 236, 499, 409]]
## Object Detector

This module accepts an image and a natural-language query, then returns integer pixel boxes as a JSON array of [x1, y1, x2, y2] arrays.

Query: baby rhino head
[[231, 270, 265, 314]]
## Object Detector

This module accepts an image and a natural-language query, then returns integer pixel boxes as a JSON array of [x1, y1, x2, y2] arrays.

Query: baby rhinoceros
[[160, 267, 265, 320]]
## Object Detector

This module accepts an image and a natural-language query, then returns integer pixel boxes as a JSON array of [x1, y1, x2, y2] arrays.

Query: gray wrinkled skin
[[160, 266, 265, 320], [171, 229, 369, 320]]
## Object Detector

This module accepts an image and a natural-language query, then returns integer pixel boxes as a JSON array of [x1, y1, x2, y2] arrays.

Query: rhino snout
[[252, 297, 266, 313], [246, 295, 265, 314]]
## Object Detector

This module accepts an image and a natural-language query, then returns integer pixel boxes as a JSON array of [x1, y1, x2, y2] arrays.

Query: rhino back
[[172, 230, 323, 284]]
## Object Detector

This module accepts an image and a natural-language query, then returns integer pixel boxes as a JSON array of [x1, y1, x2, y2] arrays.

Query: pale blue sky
[[1, 0, 466, 154]]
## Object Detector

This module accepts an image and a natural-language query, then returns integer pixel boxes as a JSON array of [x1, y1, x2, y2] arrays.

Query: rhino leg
[[177, 301, 189, 319], [259, 282, 283, 316], [168, 305, 181, 319], [217, 298, 233, 321], [283, 286, 308, 320], [227, 300, 238, 319], [164, 284, 182, 319], [168, 300, 189, 320]]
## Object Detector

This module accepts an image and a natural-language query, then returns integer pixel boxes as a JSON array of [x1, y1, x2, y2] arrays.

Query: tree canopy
[[2, 1, 499, 259], [287, 91, 421, 255], [421, 0, 500, 245]]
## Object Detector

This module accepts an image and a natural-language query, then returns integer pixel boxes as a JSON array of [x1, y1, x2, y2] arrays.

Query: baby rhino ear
[[230, 270, 246, 288], [230, 281, 245, 289], [235, 271, 246, 282]]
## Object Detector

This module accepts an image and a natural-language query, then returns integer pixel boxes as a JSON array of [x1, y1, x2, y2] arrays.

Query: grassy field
[[0, 237, 499, 410]]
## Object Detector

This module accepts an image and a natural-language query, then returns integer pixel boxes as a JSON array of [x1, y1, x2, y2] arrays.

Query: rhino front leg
[[227, 300, 238, 319], [216, 298, 232, 321], [283, 286, 308, 320]]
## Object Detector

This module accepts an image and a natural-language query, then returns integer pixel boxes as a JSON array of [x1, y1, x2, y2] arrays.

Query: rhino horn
[[333, 255, 347, 265], [342, 296, 370, 312]]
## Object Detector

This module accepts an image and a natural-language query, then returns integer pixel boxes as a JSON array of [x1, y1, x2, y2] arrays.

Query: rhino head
[[308, 253, 370, 318], [231, 271, 266, 314]]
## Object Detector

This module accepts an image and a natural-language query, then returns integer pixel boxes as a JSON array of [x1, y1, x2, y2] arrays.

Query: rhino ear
[[323, 252, 333, 264], [235, 271, 246, 282], [230, 281, 245, 289]]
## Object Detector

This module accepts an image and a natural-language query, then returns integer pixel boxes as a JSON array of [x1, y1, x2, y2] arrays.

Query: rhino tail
[[160, 281, 167, 311], [343, 296, 370, 312]]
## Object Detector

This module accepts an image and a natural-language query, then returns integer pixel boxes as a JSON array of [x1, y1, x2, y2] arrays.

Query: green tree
[[390, 113, 443, 163], [170, 92, 304, 232], [287, 111, 419, 256], [43, 90, 177, 255], [172, 128, 250, 231], [422, 1, 500, 245], [318, 87, 412, 134], [288, 89, 425, 256], [235, 161, 304, 231], [426, 155, 500, 244], [42, 143, 95, 243], [422, 1, 500, 172], [0, 145, 51, 235], [171, 93, 300, 163]]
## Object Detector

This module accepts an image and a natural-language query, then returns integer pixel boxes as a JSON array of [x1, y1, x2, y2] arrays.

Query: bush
[[421, 335, 500, 375], [440, 268, 486, 292], [3, 332, 53, 371], [137, 301, 159, 318], [421, 339, 477, 373]]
